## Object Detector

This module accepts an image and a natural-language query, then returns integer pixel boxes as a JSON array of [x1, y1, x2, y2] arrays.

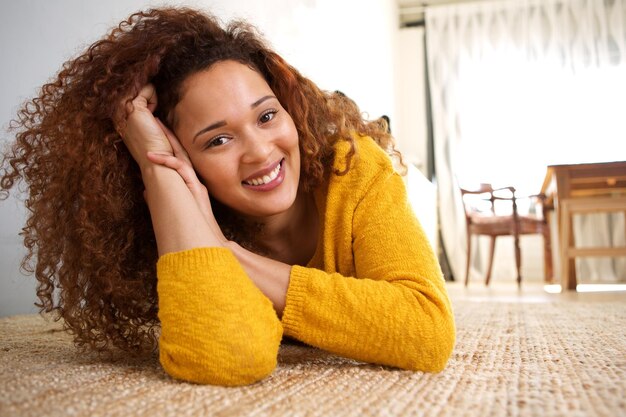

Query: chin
[[240, 191, 298, 219], [245, 202, 295, 219]]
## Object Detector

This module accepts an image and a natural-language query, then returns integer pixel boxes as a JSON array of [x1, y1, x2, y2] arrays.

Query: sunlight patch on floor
[[544, 284, 626, 293], [577, 284, 626, 292], [544, 284, 562, 294]]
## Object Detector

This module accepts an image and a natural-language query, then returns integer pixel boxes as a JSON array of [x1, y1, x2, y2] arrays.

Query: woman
[[0, 7, 454, 385]]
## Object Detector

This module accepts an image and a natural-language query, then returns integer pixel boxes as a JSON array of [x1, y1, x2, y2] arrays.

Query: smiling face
[[172, 60, 301, 219]]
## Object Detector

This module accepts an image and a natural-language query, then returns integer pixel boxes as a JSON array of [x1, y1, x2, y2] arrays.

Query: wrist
[[139, 161, 163, 178], [138, 156, 174, 177]]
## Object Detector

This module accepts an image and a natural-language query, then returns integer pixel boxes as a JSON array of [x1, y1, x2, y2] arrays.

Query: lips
[[242, 159, 285, 191], [242, 159, 282, 186]]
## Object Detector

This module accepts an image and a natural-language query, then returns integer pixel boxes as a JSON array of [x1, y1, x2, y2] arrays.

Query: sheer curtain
[[425, 0, 626, 283]]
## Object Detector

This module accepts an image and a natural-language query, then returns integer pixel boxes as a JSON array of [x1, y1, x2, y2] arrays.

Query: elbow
[[420, 325, 455, 373], [405, 307, 456, 373], [159, 338, 280, 386]]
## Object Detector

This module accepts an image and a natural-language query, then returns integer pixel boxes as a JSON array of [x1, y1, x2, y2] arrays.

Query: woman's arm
[[120, 85, 282, 386], [146, 124, 292, 317], [120, 84, 222, 254], [225, 241, 291, 316], [156, 247, 283, 386], [280, 170, 455, 373]]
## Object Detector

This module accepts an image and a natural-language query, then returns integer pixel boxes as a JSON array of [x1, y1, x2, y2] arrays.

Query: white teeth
[[245, 161, 281, 186]]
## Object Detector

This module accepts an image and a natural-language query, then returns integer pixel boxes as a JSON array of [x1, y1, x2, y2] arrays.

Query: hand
[[147, 120, 227, 244], [117, 84, 173, 168]]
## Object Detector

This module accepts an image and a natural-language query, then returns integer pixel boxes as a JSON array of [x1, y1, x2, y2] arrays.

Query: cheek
[[282, 117, 299, 150], [199, 174, 230, 202], [186, 155, 218, 190], [194, 157, 241, 198], [196, 166, 221, 189]]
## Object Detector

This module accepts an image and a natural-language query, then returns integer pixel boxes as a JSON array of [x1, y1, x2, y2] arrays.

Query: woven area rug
[[1, 300, 625, 417]]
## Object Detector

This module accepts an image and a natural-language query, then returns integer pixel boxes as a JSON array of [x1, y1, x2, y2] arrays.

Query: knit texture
[[282, 136, 455, 372], [157, 247, 282, 386], [156, 135, 455, 385]]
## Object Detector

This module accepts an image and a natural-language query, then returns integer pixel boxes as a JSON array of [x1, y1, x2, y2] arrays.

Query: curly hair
[[0, 7, 401, 355]]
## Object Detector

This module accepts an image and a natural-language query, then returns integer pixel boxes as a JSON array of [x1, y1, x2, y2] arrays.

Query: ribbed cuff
[[281, 265, 310, 339]]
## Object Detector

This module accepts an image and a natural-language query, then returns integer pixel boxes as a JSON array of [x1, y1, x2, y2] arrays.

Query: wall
[[393, 26, 438, 250], [393, 26, 428, 174], [0, 0, 399, 316]]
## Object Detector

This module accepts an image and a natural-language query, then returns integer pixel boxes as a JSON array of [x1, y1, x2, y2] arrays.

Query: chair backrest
[[459, 183, 518, 223]]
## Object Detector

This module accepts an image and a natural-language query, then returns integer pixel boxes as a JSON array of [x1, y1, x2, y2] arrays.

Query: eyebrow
[[251, 95, 276, 109], [192, 95, 277, 143]]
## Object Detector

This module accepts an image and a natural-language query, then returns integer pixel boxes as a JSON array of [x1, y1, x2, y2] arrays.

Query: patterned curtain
[[425, 0, 626, 283]]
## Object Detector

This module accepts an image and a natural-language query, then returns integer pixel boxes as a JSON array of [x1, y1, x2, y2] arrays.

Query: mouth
[[242, 158, 285, 190]]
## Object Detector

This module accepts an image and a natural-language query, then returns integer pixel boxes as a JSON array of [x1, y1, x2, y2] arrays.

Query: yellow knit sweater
[[156, 135, 455, 386]]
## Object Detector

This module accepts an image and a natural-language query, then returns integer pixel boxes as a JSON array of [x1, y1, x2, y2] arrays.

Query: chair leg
[[485, 237, 496, 286], [464, 230, 472, 287], [514, 234, 522, 288]]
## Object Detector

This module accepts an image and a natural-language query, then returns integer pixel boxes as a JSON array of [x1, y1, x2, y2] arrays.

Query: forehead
[[172, 60, 274, 130], [181, 60, 271, 101]]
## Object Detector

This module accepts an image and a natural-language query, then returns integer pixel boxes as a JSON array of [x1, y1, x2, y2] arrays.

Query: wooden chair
[[460, 183, 553, 287]]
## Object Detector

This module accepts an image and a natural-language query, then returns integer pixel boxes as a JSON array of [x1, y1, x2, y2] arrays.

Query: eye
[[205, 135, 230, 149], [259, 109, 278, 124]]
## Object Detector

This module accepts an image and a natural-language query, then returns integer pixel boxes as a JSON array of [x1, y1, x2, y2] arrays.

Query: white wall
[[0, 0, 399, 316], [394, 26, 428, 174]]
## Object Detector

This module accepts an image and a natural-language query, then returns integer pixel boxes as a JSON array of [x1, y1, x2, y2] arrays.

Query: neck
[[249, 190, 317, 260]]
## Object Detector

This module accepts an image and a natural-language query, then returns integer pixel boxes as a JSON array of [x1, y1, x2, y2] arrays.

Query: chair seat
[[469, 214, 546, 236]]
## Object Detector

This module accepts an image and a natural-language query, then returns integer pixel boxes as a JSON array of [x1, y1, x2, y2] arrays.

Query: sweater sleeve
[[281, 170, 455, 372], [156, 247, 283, 385]]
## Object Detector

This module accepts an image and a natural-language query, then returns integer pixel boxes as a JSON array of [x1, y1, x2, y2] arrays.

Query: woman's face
[[173, 60, 300, 219]]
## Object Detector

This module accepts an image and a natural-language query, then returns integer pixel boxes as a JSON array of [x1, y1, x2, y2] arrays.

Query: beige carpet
[[1, 300, 625, 417]]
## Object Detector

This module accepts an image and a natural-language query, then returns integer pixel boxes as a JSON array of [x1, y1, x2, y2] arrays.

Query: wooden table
[[541, 161, 626, 290]]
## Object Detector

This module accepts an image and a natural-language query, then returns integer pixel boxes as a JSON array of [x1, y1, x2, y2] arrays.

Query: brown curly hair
[[0, 7, 401, 355]]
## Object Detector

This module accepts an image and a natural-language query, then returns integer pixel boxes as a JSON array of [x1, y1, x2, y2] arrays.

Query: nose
[[240, 130, 273, 164]]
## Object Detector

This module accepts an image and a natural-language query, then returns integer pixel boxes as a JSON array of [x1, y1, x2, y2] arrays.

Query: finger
[[146, 152, 184, 170], [124, 84, 158, 116], [137, 84, 158, 113], [147, 152, 199, 186], [117, 84, 157, 129], [189, 184, 212, 210], [115, 83, 155, 138], [156, 119, 193, 163]]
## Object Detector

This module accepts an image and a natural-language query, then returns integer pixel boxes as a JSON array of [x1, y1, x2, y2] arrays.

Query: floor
[[445, 280, 626, 303]]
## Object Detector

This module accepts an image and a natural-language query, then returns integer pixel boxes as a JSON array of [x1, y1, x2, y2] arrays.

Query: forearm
[[278, 162, 455, 372], [226, 242, 291, 317], [282, 266, 455, 372], [119, 84, 223, 255], [142, 164, 223, 255], [148, 168, 284, 385]]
